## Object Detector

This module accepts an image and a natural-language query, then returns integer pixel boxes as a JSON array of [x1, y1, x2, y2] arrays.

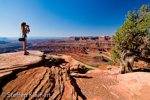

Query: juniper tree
[[111, 4, 150, 74]]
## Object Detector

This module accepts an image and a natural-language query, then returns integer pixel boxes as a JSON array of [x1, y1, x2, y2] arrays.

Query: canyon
[[0, 36, 150, 99], [0, 36, 148, 69], [72, 36, 113, 41], [25, 36, 115, 66]]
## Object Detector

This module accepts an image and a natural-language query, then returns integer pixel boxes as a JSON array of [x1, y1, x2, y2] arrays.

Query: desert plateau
[[0, 35, 150, 100], [0, 1, 150, 100]]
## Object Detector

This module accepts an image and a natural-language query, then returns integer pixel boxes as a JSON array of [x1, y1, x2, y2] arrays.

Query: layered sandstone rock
[[0, 51, 87, 100], [51, 55, 80, 73], [73, 36, 113, 41], [0, 65, 80, 100], [29, 45, 87, 54], [0, 50, 44, 81], [1, 51, 150, 100], [53, 53, 106, 66], [111, 72, 150, 100], [75, 67, 150, 100], [23, 36, 115, 67]]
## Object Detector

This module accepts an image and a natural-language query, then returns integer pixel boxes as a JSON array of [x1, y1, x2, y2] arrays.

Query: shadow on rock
[[0, 71, 18, 94], [71, 75, 92, 78], [71, 77, 87, 100], [132, 68, 150, 72]]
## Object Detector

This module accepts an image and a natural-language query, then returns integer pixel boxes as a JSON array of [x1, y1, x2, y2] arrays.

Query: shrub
[[52, 58, 58, 64], [47, 55, 58, 64]]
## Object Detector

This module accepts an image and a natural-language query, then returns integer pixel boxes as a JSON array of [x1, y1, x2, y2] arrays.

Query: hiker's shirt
[[22, 28, 27, 38]]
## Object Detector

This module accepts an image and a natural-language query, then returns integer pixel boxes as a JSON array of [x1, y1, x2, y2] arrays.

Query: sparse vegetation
[[111, 4, 150, 74], [75, 60, 99, 68], [103, 56, 113, 65], [87, 68, 94, 70], [47, 55, 58, 64], [57, 54, 63, 56]]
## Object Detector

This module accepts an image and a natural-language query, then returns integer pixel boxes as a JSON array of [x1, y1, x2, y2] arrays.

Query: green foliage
[[48, 55, 58, 64], [111, 4, 150, 62], [110, 49, 120, 62], [52, 58, 58, 64], [47, 55, 52, 59], [57, 54, 63, 56], [106, 61, 114, 65], [87, 68, 94, 70]]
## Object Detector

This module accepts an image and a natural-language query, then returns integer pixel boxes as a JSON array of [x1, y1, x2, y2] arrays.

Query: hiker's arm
[[25, 25, 30, 33]]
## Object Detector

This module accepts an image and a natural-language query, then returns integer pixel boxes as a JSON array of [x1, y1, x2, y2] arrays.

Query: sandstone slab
[[0, 50, 44, 80], [0, 54, 84, 100], [51, 55, 80, 73], [111, 72, 150, 100]]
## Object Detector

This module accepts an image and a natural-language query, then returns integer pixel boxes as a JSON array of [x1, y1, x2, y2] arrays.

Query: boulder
[[78, 65, 89, 73]]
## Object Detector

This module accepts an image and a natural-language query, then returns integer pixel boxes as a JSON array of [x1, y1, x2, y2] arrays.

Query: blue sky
[[0, 0, 149, 37]]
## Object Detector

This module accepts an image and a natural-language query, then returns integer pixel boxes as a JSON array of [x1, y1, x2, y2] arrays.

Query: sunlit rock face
[[1, 46, 150, 99]]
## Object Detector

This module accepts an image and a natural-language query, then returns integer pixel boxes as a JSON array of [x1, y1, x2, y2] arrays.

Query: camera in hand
[[26, 25, 30, 32]]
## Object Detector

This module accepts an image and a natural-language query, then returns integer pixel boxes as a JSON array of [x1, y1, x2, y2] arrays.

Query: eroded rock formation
[[26, 36, 115, 56], [0, 50, 44, 81], [72, 36, 113, 41], [0, 36, 115, 68], [55, 53, 106, 66], [0, 51, 150, 100], [0, 50, 88, 100]]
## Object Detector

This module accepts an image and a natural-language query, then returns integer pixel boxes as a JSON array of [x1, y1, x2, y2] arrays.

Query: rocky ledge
[[0, 50, 88, 100], [0, 50, 44, 81], [0, 51, 150, 100]]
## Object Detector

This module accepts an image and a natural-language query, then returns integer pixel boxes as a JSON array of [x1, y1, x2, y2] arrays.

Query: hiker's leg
[[25, 38, 28, 53], [25, 37, 27, 47], [23, 41, 26, 54]]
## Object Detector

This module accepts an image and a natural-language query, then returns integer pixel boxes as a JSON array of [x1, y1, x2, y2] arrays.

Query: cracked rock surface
[[0, 51, 150, 100]]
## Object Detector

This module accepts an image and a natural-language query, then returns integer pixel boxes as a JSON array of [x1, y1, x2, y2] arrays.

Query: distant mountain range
[[0, 37, 8, 40], [0, 41, 10, 44]]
